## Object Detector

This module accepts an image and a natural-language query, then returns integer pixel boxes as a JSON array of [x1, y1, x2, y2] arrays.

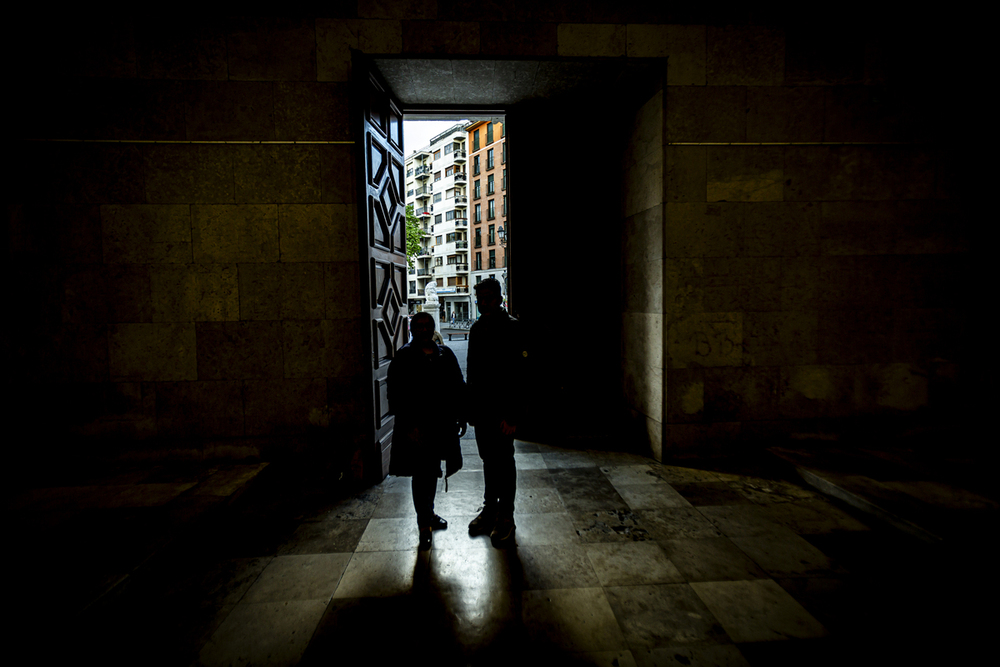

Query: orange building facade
[[467, 119, 508, 308]]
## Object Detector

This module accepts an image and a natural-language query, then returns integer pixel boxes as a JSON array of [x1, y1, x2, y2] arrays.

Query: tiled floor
[[52, 430, 990, 666]]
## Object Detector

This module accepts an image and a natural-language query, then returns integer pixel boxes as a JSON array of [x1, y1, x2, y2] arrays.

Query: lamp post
[[497, 224, 509, 310]]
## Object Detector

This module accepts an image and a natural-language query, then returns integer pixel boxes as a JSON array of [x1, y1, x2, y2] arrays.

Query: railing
[[452, 150, 467, 160], [415, 186, 432, 197], [446, 264, 469, 272], [454, 196, 468, 205], [408, 268, 415, 274], [456, 241, 468, 249], [456, 286, 469, 293], [454, 219, 468, 227], [416, 208, 431, 216], [418, 249, 431, 257], [453, 172, 467, 182], [414, 165, 432, 177], [417, 268, 431, 275]]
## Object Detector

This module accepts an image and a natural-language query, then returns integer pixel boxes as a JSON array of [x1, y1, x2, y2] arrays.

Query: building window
[[446, 210, 456, 221], [446, 188, 454, 199], [435, 257, 443, 266], [501, 123, 504, 138], [487, 122, 493, 144], [502, 142, 506, 164], [489, 249, 496, 269], [488, 224, 495, 245], [407, 188, 414, 197], [473, 156, 480, 175], [473, 129, 480, 151], [434, 171, 442, 181], [435, 235, 442, 245], [475, 229, 482, 247], [434, 193, 442, 203], [475, 252, 482, 270], [444, 144, 452, 155], [434, 150, 441, 159], [474, 180, 480, 199], [487, 149, 494, 169], [487, 174, 494, 195], [407, 168, 413, 177], [435, 214, 442, 224], [502, 168, 507, 190], [503, 195, 507, 216], [475, 204, 481, 223], [476, 275, 482, 284], [488, 200, 496, 220], [446, 166, 454, 177]]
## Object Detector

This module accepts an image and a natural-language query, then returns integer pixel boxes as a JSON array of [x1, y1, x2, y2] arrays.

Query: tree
[[404, 204, 422, 268]]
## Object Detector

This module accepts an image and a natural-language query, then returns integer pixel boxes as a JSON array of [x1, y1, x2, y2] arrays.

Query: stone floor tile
[[632, 643, 750, 667], [673, 482, 754, 506], [517, 468, 557, 489], [652, 465, 722, 485], [276, 518, 368, 555], [515, 452, 548, 470], [317, 490, 381, 520], [690, 579, 828, 642], [761, 499, 871, 534], [570, 509, 653, 543], [585, 542, 684, 587], [241, 553, 352, 603], [601, 464, 664, 487], [355, 517, 419, 552], [730, 528, 840, 577], [189, 557, 274, 607], [513, 512, 580, 546], [514, 440, 541, 453], [198, 599, 329, 667], [440, 469, 485, 493], [436, 584, 521, 659], [523, 588, 627, 652], [374, 475, 411, 492], [516, 487, 567, 514], [588, 451, 653, 467], [372, 491, 413, 518], [333, 550, 416, 598], [518, 544, 602, 590], [551, 468, 630, 512], [635, 508, 724, 540], [542, 451, 599, 468], [696, 505, 787, 537], [429, 546, 516, 592], [660, 538, 769, 582], [430, 490, 480, 517], [617, 482, 693, 510], [726, 476, 822, 504], [604, 583, 728, 647]]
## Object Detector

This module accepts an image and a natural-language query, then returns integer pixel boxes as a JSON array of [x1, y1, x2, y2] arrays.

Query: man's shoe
[[429, 514, 448, 531], [418, 527, 432, 551], [468, 507, 496, 536], [490, 517, 515, 547]]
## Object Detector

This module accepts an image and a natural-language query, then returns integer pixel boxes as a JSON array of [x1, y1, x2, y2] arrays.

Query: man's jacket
[[467, 309, 528, 425]]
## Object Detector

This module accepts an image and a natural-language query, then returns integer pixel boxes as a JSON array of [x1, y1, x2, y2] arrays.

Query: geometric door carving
[[358, 59, 408, 481]]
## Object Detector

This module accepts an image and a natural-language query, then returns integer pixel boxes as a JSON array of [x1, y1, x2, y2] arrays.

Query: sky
[[402, 119, 469, 156]]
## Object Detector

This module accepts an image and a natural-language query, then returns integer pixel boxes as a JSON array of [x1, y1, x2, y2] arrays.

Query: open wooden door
[[354, 53, 408, 482]]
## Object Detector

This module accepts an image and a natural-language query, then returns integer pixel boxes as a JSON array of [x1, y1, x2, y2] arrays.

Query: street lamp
[[497, 225, 509, 309]]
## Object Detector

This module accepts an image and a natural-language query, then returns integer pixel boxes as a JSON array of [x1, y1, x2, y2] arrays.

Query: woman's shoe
[[468, 507, 496, 536], [429, 514, 448, 530], [419, 527, 432, 551]]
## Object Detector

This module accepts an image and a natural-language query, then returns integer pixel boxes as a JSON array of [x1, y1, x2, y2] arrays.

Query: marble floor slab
[[333, 550, 417, 598], [198, 599, 329, 667], [585, 542, 685, 587], [690, 579, 828, 642], [522, 587, 628, 652], [603, 583, 728, 647], [241, 553, 351, 603]]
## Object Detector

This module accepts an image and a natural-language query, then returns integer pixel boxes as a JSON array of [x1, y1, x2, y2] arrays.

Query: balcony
[[454, 219, 468, 227], [415, 207, 431, 217], [414, 186, 432, 199], [452, 150, 467, 162], [454, 196, 468, 207], [456, 241, 468, 249], [417, 268, 431, 276], [453, 172, 467, 183], [414, 165, 431, 180]]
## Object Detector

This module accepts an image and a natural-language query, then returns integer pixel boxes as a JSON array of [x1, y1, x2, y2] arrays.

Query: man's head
[[474, 278, 503, 315], [410, 312, 435, 343]]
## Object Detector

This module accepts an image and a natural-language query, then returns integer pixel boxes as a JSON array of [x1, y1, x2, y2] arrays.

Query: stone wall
[[9, 10, 967, 464]]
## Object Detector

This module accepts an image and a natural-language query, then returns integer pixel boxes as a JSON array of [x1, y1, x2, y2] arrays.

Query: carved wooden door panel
[[357, 59, 408, 481]]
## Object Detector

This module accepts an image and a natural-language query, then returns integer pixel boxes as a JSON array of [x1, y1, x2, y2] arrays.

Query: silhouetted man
[[387, 312, 466, 550], [467, 278, 526, 546]]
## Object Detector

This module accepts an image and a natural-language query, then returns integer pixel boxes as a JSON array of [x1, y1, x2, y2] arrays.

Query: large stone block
[[623, 356, 663, 423], [627, 90, 663, 162], [702, 257, 780, 313], [52, 144, 146, 204], [664, 257, 704, 318], [623, 149, 663, 218], [404, 20, 481, 54], [244, 378, 327, 436], [744, 311, 818, 367], [667, 312, 742, 369], [746, 87, 824, 143], [135, 19, 229, 80], [783, 147, 862, 201], [707, 26, 784, 86], [237, 263, 282, 320], [744, 202, 820, 258], [325, 262, 362, 320], [281, 264, 327, 320], [60, 265, 109, 324], [233, 145, 323, 204], [192, 205, 279, 263], [185, 82, 275, 141], [665, 146, 706, 203], [707, 147, 783, 202], [778, 365, 857, 419], [72, 79, 186, 141], [196, 321, 283, 380], [150, 264, 239, 322], [665, 366, 704, 423], [622, 311, 663, 368], [274, 83, 350, 141], [816, 308, 893, 364], [23, 324, 109, 383], [109, 323, 197, 381], [779, 257, 819, 311], [624, 205, 663, 265], [320, 144, 356, 204], [107, 265, 152, 323], [858, 147, 935, 201], [143, 145, 234, 204], [666, 87, 745, 143], [481, 22, 557, 56], [703, 366, 781, 422], [316, 19, 402, 81], [819, 202, 897, 256], [9, 205, 102, 262], [895, 201, 968, 255], [226, 17, 317, 81], [282, 319, 364, 379], [891, 308, 962, 363], [784, 27, 865, 85], [557, 24, 625, 57], [823, 86, 914, 143], [101, 204, 193, 264], [155, 380, 244, 438], [325, 374, 368, 428], [664, 203, 743, 258], [279, 204, 356, 262], [874, 363, 929, 411], [624, 259, 663, 315]]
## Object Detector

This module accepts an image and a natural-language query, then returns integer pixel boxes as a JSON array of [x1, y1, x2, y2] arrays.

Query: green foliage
[[404, 204, 422, 268]]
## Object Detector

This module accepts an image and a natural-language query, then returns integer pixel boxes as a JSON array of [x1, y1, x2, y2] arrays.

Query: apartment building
[[467, 119, 508, 305], [404, 123, 471, 320]]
